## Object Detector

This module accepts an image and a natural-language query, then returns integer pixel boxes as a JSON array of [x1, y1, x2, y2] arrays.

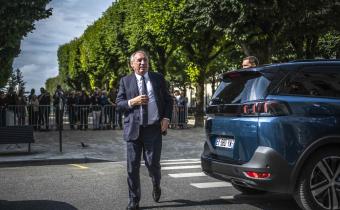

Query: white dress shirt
[[134, 72, 159, 125]]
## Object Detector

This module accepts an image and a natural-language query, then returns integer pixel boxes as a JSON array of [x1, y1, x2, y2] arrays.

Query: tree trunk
[[194, 74, 205, 127], [291, 38, 304, 59]]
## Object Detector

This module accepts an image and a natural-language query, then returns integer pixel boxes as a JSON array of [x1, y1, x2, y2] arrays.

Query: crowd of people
[[0, 85, 189, 130], [0, 86, 122, 131]]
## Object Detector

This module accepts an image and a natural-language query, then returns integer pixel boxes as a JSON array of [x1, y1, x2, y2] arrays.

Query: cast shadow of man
[[0, 200, 78, 210]]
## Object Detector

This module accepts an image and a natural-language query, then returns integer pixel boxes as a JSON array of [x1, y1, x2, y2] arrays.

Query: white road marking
[[161, 165, 201, 170], [220, 195, 235, 200], [161, 159, 200, 162], [161, 161, 201, 165], [141, 161, 201, 166], [168, 172, 206, 178], [69, 164, 88, 169], [190, 182, 232, 188]]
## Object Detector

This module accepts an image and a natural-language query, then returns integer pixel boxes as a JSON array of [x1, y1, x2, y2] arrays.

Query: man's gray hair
[[129, 50, 149, 63]]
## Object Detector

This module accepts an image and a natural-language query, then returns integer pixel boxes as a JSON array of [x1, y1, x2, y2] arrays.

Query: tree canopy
[[0, 0, 52, 88]]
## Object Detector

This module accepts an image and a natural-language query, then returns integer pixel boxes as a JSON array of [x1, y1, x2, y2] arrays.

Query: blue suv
[[201, 60, 340, 210]]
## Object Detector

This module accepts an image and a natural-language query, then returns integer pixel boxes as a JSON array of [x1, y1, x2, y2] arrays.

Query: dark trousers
[[39, 106, 50, 129], [32, 111, 39, 130], [68, 106, 76, 129], [55, 108, 64, 129], [79, 108, 89, 129], [0, 108, 6, 127], [126, 124, 162, 204]]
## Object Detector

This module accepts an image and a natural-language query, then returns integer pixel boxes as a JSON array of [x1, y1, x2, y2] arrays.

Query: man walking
[[116, 50, 172, 210]]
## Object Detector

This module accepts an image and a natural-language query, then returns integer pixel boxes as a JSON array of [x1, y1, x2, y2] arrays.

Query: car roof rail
[[291, 59, 340, 62]]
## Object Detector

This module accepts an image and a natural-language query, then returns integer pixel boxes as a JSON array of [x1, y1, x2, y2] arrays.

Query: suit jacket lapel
[[128, 73, 139, 98]]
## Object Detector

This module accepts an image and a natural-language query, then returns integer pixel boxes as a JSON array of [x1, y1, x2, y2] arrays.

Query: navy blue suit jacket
[[116, 72, 172, 141]]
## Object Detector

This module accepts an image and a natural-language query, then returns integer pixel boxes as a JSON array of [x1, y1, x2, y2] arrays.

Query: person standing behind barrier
[[242, 56, 259, 69], [53, 85, 65, 130], [38, 87, 51, 131], [90, 88, 101, 130], [116, 50, 172, 210], [5, 87, 17, 126], [30, 94, 39, 130], [0, 91, 6, 127], [170, 91, 179, 129], [114, 88, 123, 129], [16, 89, 27, 126], [28, 88, 35, 126], [77, 90, 90, 130], [67, 91, 77, 130], [177, 91, 188, 129], [100, 90, 109, 129], [108, 88, 117, 129]]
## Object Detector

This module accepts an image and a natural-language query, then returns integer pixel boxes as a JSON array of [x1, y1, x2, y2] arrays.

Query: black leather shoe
[[152, 186, 161, 202], [126, 203, 139, 210]]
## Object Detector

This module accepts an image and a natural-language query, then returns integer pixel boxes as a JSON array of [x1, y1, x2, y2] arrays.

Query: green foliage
[[0, 0, 52, 88], [45, 75, 65, 94], [318, 31, 340, 59], [185, 63, 200, 84]]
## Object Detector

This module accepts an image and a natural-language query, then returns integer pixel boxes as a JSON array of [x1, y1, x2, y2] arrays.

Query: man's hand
[[129, 95, 149, 106], [161, 118, 169, 133]]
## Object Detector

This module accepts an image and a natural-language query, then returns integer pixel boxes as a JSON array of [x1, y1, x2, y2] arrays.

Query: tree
[[15, 68, 26, 92], [7, 70, 17, 92], [0, 0, 52, 88], [173, 0, 237, 126], [5, 68, 26, 92]]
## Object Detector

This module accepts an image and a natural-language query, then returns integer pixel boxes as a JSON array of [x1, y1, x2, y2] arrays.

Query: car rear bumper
[[201, 146, 292, 193]]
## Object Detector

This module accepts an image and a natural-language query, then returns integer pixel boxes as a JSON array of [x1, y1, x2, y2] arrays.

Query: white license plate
[[215, 137, 235, 149]]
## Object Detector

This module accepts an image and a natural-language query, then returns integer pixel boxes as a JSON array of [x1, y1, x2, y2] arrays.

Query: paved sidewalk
[[0, 124, 206, 166]]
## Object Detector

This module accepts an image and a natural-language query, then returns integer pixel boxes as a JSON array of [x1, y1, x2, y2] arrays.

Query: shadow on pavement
[[0, 200, 78, 210], [0, 158, 112, 168], [140, 193, 300, 210]]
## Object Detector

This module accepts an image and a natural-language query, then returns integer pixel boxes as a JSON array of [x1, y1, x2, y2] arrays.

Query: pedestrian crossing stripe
[[160, 158, 200, 162], [168, 172, 206, 178], [160, 161, 201, 165], [220, 195, 235, 199], [161, 165, 201, 170], [141, 159, 201, 166], [190, 182, 232, 188]]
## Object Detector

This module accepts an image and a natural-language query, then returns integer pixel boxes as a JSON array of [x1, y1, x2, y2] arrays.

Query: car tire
[[232, 183, 266, 194], [294, 147, 340, 210]]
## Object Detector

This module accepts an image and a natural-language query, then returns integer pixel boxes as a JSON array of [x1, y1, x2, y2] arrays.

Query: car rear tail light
[[241, 100, 290, 116], [244, 171, 271, 179]]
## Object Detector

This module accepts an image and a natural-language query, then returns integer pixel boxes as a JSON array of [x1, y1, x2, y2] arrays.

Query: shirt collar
[[135, 72, 149, 81]]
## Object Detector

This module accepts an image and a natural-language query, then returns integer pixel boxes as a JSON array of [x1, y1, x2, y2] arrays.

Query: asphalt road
[[0, 160, 301, 210]]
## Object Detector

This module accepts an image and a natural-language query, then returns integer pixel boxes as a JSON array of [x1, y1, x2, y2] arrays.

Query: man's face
[[131, 52, 148, 75], [242, 59, 255, 69]]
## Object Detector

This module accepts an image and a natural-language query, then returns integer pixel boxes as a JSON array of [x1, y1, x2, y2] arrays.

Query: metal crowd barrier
[[0, 105, 122, 130], [169, 105, 188, 128], [0, 104, 188, 130]]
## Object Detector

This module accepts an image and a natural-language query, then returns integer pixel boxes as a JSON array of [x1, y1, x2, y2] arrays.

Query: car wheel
[[294, 147, 340, 210], [232, 183, 266, 194]]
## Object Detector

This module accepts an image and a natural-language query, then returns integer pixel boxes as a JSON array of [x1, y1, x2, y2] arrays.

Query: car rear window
[[210, 71, 280, 105]]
